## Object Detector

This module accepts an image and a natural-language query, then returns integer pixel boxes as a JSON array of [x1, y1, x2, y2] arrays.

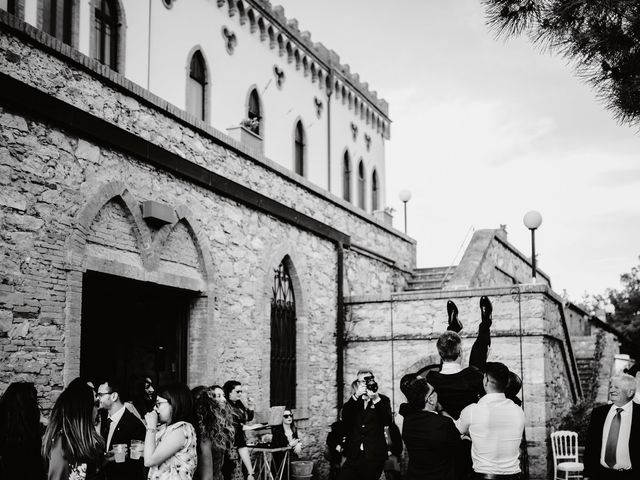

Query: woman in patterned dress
[[42, 378, 106, 480], [144, 384, 197, 480]]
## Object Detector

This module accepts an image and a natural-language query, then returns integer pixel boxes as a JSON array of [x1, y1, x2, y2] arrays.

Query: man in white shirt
[[97, 379, 146, 480], [584, 374, 639, 480], [455, 362, 525, 480]]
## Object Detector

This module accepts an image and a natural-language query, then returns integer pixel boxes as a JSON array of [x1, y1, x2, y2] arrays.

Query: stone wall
[[448, 229, 551, 289], [344, 285, 581, 480], [0, 16, 415, 270]]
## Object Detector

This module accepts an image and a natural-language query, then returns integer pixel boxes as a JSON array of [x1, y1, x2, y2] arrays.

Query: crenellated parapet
[[217, 0, 391, 139]]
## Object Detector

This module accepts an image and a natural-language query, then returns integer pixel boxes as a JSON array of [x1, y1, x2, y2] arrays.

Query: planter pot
[[226, 125, 263, 154], [290, 460, 314, 477]]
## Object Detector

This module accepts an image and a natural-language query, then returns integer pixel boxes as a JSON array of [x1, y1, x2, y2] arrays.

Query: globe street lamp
[[523, 211, 542, 283], [399, 190, 412, 234]]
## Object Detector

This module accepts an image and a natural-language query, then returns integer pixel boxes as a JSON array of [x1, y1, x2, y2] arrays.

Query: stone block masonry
[[344, 285, 581, 480]]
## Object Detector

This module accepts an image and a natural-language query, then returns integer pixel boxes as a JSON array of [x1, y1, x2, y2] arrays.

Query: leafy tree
[[481, 0, 640, 126], [606, 257, 640, 359]]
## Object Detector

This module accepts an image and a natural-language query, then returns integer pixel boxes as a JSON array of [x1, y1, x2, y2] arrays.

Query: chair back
[[551, 430, 580, 463]]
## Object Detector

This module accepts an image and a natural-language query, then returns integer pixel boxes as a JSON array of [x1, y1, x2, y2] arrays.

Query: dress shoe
[[447, 300, 463, 332], [480, 296, 492, 327]]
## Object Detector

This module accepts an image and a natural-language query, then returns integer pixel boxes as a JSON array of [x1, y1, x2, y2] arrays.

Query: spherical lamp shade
[[523, 210, 542, 230], [399, 190, 412, 203]]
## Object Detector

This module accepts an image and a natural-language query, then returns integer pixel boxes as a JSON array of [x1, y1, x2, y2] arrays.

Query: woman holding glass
[[144, 384, 197, 480]]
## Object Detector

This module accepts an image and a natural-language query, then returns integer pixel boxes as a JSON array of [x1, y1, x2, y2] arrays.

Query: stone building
[[0, 4, 607, 480], [0, 5, 407, 474]]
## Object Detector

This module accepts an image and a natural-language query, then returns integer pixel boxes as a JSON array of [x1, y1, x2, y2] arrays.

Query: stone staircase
[[572, 335, 601, 403], [405, 266, 456, 291]]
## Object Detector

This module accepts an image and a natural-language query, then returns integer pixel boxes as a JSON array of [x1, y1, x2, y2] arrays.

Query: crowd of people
[[0, 377, 301, 480], [1, 295, 639, 480], [326, 296, 639, 480]]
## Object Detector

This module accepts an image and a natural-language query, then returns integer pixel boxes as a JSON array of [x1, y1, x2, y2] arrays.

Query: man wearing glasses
[[339, 369, 393, 480], [97, 379, 146, 480]]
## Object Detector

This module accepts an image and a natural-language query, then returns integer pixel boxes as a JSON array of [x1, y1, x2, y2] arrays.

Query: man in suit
[[584, 373, 639, 480], [97, 379, 146, 480], [338, 369, 393, 480]]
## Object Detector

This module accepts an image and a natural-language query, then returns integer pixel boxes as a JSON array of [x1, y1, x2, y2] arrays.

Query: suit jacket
[[103, 408, 146, 480], [584, 402, 640, 479], [341, 394, 392, 461], [402, 410, 460, 480]]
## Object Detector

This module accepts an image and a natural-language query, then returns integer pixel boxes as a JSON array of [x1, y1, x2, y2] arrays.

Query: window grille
[[371, 169, 379, 211], [248, 89, 262, 136], [343, 152, 351, 202], [357, 160, 365, 209], [0, 0, 16, 15], [270, 261, 296, 408], [43, 0, 73, 45], [94, 0, 119, 70], [294, 121, 305, 176], [187, 51, 207, 121]]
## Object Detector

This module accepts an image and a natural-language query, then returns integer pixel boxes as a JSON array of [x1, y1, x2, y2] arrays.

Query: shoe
[[480, 296, 492, 327], [447, 300, 463, 332]]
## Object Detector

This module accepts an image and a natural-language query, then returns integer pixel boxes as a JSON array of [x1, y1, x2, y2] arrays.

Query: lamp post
[[399, 190, 412, 234], [523, 210, 542, 283]]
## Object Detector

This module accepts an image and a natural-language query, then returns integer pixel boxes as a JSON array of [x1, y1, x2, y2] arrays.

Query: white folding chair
[[550, 430, 584, 480]]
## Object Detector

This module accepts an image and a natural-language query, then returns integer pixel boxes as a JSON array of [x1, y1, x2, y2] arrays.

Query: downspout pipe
[[336, 242, 345, 416]]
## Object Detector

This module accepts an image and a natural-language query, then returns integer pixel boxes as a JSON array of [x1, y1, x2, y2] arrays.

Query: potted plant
[[226, 117, 263, 153]]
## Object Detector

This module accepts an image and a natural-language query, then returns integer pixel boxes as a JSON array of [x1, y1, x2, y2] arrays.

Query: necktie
[[100, 417, 112, 446], [604, 408, 623, 467]]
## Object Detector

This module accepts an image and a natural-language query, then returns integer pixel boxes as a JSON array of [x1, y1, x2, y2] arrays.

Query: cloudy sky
[[276, 0, 640, 300]]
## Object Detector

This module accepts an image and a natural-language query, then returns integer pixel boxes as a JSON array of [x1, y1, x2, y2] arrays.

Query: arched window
[[1, 0, 17, 15], [371, 169, 379, 211], [294, 121, 305, 176], [270, 260, 296, 408], [343, 151, 351, 202], [357, 160, 365, 209], [247, 88, 262, 136], [94, 0, 120, 70], [42, 0, 75, 45], [186, 50, 207, 121]]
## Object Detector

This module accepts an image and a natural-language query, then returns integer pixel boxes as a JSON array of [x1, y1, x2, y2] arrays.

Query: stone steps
[[405, 266, 455, 291]]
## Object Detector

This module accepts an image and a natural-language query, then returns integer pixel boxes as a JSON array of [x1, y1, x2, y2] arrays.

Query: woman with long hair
[[192, 386, 235, 480], [222, 380, 256, 480], [42, 378, 105, 480], [270, 408, 301, 456], [0, 382, 46, 479], [144, 383, 197, 480]]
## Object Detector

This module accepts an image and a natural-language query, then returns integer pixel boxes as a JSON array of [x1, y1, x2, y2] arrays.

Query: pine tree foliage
[[482, 0, 640, 127]]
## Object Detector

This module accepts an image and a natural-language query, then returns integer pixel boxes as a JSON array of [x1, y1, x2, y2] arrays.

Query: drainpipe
[[336, 242, 345, 416], [326, 66, 333, 192]]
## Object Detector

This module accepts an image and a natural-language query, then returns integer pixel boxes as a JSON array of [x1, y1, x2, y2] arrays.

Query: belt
[[472, 474, 521, 480]]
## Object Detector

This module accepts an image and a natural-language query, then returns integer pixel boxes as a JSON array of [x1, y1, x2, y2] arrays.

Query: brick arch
[[65, 180, 152, 268], [63, 182, 215, 386], [257, 241, 310, 418], [152, 204, 215, 287]]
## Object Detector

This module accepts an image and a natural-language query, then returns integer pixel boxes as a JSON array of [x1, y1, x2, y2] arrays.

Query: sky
[[275, 0, 640, 300]]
